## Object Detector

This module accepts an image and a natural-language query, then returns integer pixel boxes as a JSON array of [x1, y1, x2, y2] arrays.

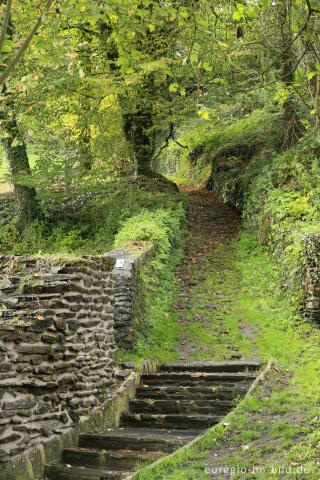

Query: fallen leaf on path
[[239, 322, 250, 328]]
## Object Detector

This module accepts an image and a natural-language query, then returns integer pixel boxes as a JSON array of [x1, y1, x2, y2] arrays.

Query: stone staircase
[[45, 360, 260, 480]]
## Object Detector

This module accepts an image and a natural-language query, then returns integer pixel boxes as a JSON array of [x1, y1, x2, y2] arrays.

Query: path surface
[[172, 187, 256, 362]]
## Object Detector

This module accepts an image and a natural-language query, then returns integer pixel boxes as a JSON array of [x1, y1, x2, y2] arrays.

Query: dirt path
[[172, 186, 257, 362]]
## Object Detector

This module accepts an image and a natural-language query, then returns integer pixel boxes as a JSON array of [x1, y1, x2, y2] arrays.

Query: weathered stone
[[0, 363, 12, 372], [0, 433, 21, 444], [3, 399, 37, 410], [16, 345, 49, 355]]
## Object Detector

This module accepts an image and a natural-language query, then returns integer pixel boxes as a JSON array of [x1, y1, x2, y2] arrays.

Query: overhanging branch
[[0, 0, 12, 54], [0, 0, 55, 86]]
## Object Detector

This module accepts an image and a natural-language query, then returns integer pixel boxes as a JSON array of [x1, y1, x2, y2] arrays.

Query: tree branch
[[0, 0, 12, 54], [153, 122, 188, 160], [305, 0, 320, 14], [0, 0, 55, 86], [261, 4, 313, 78]]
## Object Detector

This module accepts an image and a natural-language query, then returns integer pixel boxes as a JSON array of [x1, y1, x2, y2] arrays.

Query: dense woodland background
[[0, 0, 320, 308]]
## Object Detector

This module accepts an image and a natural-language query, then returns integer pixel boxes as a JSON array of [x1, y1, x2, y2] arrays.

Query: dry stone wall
[[105, 247, 153, 349], [0, 254, 116, 464], [304, 233, 320, 321]]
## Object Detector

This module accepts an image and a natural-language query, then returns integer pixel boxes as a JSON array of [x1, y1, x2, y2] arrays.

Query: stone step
[[129, 398, 235, 415], [62, 447, 163, 470], [45, 464, 131, 480], [136, 385, 248, 400], [159, 360, 261, 373], [120, 413, 223, 430], [141, 372, 256, 386], [79, 428, 197, 453]]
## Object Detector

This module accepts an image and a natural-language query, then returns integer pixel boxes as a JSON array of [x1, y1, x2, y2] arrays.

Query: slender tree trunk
[[281, 48, 304, 149], [0, 115, 38, 231], [279, 1, 304, 149], [77, 26, 93, 172]]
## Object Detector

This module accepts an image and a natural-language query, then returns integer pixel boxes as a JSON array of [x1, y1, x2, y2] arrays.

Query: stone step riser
[[121, 413, 223, 430], [129, 399, 235, 415], [135, 386, 247, 400], [159, 361, 260, 373], [79, 433, 191, 453], [62, 448, 162, 470], [141, 374, 254, 386], [45, 464, 128, 480]]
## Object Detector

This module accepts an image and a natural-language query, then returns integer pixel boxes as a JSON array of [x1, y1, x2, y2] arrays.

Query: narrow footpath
[[172, 186, 258, 363]]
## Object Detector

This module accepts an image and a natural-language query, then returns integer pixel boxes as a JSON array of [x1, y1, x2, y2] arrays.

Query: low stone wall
[[304, 233, 320, 321], [105, 246, 154, 348], [0, 255, 116, 464]]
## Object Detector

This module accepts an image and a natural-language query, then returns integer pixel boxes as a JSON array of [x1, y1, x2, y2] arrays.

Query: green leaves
[[169, 83, 179, 93], [307, 71, 317, 80]]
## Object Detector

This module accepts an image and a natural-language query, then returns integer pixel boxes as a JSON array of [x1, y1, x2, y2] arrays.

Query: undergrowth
[[0, 180, 184, 255]]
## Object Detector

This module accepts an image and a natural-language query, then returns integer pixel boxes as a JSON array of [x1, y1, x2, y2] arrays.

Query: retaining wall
[[0, 255, 116, 464], [0, 245, 153, 475]]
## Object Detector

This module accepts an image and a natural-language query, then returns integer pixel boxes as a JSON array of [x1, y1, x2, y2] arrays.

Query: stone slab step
[[79, 428, 197, 452], [45, 464, 131, 480], [62, 447, 163, 470], [120, 413, 223, 430], [159, 360, 261, 373], [141, 372, 256, 386], [129, 399, 235, 415], [136, 385, 248, 400]]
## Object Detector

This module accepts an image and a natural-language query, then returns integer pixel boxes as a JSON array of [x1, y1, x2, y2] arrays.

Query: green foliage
[[116, 196, 187, 363], [242, 140, 320, 305], [0, 181, 184, 255], [159, 107, 282, 190], [114, 201, 186, 257]]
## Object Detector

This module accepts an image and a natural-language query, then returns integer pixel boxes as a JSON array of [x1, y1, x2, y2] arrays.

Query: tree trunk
[[0, 115, 38, 231], [281, 49, 304, 149], [100, 21, 156, 177], [123, 110, 154, 176], [0, 3, 38, 231], [278, 1, 304, 149]]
